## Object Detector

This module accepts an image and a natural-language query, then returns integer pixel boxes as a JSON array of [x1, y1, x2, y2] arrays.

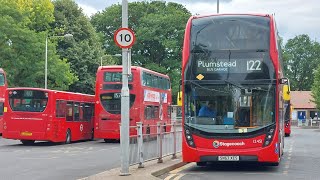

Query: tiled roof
[[290, 91, 316, 109]]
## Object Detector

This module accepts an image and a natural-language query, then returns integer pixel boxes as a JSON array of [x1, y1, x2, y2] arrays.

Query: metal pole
[[120, 0, 130, 176], [217, 0, 219, 14], [157, 122, 163, 163], [45, 37, 48, 89], [137, 122, 144, 168], [172, 121, 177, 159]]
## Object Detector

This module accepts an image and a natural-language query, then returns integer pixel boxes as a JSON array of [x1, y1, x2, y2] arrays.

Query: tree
[[91, 1, 191, 102], [283, 34, 320, 90], [0, 0, 77, 89], [312, 65, 320, 110], [52, 0, 105, 94]]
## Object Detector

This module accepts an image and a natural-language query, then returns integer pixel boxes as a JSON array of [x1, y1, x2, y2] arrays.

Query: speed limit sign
[[114, 28, 136, 49]]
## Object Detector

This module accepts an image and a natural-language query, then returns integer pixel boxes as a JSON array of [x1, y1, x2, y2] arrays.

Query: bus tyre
[[21, 140, 35, 145], [285, 133, 290, 137], [65, 129, 71, 144], [196, 162, 207, 166]]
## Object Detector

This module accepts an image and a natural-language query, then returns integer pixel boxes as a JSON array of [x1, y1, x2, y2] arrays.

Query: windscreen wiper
[[224, 79, 244, 89]]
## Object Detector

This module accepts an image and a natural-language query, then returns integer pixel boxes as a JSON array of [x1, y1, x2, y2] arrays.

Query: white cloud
[[77, 3, 98, 17]]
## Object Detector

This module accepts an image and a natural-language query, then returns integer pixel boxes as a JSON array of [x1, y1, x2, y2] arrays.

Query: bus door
[[80, 103, 94, 139], [8, 90, 48, 137]]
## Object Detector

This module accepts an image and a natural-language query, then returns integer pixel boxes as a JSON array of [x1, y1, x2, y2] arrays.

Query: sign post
[[114, 0, 135, 176]]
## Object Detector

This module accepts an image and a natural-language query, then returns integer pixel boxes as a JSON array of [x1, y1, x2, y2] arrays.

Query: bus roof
[[98, 65, 170, 79], [192, 13, 272, 19], [7, 87, 94, 97]]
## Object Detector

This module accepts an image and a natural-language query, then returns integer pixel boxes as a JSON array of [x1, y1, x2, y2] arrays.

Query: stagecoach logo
[[213, 140, 220, 148], [212, 140, 245, 148]]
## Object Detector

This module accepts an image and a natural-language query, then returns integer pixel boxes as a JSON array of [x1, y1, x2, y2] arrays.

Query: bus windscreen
[[9, 90, 48, 112], [191, 15, 270, 51]]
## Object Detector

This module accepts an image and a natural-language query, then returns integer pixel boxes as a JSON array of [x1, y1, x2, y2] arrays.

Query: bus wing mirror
[[283, 84, 290, 101]]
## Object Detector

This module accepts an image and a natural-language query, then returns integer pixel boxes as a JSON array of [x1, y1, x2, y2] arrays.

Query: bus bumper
[[3, 131, 47, 141], [182, 141, 280, 164]]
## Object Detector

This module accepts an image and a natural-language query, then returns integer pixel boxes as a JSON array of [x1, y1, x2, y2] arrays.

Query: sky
[[74, 0, 320, 43]]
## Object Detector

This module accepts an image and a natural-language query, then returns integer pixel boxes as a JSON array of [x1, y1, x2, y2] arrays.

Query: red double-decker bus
[[94, 66, 172, 142], [181, 14, 288, 166], [0, 68, 7, 135], [3, 88, 95, 145]]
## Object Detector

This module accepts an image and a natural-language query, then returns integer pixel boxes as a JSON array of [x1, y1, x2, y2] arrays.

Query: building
[[290, 91, 319, 125]]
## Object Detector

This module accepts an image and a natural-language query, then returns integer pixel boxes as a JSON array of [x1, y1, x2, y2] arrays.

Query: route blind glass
[[0, 73, 4, 86]]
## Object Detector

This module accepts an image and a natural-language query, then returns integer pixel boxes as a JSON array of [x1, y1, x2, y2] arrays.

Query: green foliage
[[52, 0, 105, 94], [283, 34, 320, 90], [312, 65, 320, 110], [0, 0, 76, 89], [91, 1, 191, 103]]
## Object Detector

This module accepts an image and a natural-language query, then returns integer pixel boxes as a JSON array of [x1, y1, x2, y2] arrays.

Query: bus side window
[[83, 103, 93, 122], [0, 102, 3, 116], [154, 106, 159, 120], [74, 102, 80, 121], [144, 106, 152, 120], [56, 100, 66, 118], [66, 102, 73, 121], [79, 103, 84, 121]]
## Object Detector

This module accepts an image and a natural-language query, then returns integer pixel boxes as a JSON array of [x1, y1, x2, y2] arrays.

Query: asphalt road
[[161, 127, 320, 180], [0, 138, 121, 180]]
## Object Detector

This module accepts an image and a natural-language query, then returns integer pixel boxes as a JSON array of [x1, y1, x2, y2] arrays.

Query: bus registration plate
[[21, 132, 32, 136], [218, 156, 239, 161]]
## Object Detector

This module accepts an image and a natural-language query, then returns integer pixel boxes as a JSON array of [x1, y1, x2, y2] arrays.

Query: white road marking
[[173, 174, 185, 180], [164, 174, 177, 180]]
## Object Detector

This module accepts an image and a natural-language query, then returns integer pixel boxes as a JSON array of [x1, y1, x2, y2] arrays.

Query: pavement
[[80, 153, 186, 180]]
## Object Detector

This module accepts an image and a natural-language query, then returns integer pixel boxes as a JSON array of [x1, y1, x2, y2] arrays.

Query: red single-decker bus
[[181, 14, 287, 166], [94, 66, 172, 142], [3, 88, 94, 145]]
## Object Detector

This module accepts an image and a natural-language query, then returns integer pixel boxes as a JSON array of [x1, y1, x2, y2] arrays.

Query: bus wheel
[[285, 133, 290, 137], [21, 140, 35, 145], [104, 139, 110, 143], [65, 129, 71, 144], [196, 162, 207, 166]]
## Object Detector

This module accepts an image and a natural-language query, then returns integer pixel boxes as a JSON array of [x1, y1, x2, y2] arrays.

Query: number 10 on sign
[[114, 28, 136, 49]]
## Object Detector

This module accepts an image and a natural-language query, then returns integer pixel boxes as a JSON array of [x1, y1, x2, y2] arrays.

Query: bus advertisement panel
[[0, 68, 7, 135], [181, 14, 286, 166], [3, 88, 94, 145], [94, 66, 172, 142]]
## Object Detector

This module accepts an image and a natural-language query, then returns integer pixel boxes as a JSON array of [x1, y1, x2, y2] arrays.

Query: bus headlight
[[184, 127, 196, 148], [263, 125, 276, 147]]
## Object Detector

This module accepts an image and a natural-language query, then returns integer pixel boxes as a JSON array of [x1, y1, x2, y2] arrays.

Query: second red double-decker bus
[[181, 14, 287, 166], [284, 82, 291, 137], [94, 66, 172, 142], [3, 88, 95, 145], [0, 68, 7, 135]]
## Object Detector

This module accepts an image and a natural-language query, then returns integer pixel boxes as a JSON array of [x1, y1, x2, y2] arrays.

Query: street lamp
[[45, 33, 73, 89], [100, 54, 122, 66]]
